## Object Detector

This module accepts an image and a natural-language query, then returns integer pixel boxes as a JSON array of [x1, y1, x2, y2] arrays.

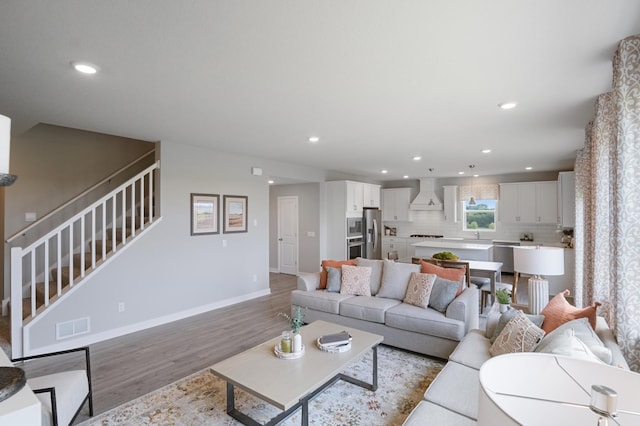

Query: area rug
[[79, 345, 444, 425]]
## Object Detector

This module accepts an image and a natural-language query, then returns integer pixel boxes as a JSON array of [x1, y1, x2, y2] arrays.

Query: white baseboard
[[23, 288, 271, 357], [269, 267, 280, 273]]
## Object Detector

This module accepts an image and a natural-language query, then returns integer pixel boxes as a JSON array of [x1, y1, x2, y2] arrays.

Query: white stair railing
[[10, 161, 159, 358]]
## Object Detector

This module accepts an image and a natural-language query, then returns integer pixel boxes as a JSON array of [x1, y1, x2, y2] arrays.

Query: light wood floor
[[16, 272, 298, 424]]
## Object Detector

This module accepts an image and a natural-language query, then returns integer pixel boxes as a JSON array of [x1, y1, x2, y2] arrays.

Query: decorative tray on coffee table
[[274, 344, 305, 360]]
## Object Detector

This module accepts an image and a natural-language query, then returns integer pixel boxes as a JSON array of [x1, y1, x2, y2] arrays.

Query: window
[[464, 199, 496, 231]]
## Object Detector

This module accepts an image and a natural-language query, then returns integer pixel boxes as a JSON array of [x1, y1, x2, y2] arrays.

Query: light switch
[[307, 231, 315, 237], [25, 212, 36, 222]]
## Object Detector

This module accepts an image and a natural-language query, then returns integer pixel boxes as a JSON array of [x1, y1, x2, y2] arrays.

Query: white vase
[[293, 332, 302, 353], [499, 303, 509, 313]]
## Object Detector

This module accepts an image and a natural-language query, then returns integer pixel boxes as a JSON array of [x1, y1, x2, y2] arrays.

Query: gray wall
[[269, 183, 321, 274], [15, 130, 328, 353]]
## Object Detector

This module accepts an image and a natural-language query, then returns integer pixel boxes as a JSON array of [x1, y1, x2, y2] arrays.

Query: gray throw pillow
[[356, 257, 384, 295], [428, 277, 460, 313], [376, 259, 421, 300], [326, 266, 342, 293], [490, 308, 545, 343]]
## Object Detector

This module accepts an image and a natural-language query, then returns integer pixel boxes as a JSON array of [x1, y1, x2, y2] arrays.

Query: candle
[[0, 114, 10, 175], [281, 331, 292, 353]]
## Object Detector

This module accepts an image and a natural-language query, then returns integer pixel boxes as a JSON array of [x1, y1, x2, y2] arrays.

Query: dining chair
[[387, 251, 399, 261], [478, 277, 517, 310], [13, 346, 94, 426]]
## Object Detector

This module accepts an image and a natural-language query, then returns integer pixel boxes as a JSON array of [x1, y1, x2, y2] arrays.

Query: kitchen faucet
[[474, 231, 480, 240]]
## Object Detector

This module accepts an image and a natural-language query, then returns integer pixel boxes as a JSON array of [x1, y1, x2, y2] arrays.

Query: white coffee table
[[210, 320, 383, 426]]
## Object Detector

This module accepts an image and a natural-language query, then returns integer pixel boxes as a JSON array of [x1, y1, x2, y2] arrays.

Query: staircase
[[7, 154, 160, 358]]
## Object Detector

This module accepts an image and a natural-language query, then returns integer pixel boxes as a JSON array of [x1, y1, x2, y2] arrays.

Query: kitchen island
[[412, 240, 494, 262]]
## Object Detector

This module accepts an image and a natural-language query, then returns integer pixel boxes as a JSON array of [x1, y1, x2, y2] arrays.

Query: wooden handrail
[[6, 149, 156, 244]]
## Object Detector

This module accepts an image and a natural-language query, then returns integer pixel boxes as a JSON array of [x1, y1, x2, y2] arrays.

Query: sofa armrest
[[446, 286, 479, 333], [595, 316, 629, 369], [297, 272, 320, 291]]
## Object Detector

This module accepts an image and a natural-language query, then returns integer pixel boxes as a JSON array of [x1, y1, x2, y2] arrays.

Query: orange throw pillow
[[540, 289, 601, 334], [319, 259, 356, 289], [420, 261, 466, 296]]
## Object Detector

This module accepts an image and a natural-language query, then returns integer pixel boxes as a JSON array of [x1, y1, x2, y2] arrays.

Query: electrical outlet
[[253, 274, 257, 282], [118, 302, 125, 313], [222, 239, 227, 248]]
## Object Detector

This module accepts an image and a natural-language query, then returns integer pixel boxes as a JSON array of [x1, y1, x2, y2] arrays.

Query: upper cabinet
[[443, 185, 458, 223], [331, 180, 381, 218], [363, 183, 381, 208], [557, 171, 575, 228], [499, 182, 557, 224], [382, 188, 411, 222], [346, 181, 364, 215]]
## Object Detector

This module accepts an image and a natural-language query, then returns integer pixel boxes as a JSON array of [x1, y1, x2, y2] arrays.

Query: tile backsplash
[[387, 210, 564, 244]]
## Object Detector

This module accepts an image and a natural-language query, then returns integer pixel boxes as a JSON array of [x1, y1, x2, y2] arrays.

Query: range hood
[[410, 178, 443, 211]]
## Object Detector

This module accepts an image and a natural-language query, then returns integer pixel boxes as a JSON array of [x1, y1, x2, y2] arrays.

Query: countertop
[[411, 241, 494, 250]]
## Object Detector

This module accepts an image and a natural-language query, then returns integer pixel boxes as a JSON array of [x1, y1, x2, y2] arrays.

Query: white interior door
[[278, 196, 299, 275]]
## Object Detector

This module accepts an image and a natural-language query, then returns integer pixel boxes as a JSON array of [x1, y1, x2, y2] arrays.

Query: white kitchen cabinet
[[345, 181, 364, 216], [557, 171, 575, 228], [499, 182, 557, 224], [363, 183, 381, 208], [382, 188, 411, 222], [382, 236, 407, 260], [443, 185, 458, 223]]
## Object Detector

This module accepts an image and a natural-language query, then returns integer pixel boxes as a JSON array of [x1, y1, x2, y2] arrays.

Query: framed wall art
[[190, 193, 219, 235], [223, 195, 248, 233]]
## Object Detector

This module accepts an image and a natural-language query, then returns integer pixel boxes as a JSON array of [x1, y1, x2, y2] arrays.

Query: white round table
[[478, 352, 640, 425]]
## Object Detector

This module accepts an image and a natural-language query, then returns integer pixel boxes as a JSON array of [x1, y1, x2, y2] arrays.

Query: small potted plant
[[495, 288, 511, 312], [278, 307, 307, 352]]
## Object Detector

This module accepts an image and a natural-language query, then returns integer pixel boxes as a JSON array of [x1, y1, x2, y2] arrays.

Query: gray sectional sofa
[[292, 258, 479, 360], [402, 309, 629, 425]]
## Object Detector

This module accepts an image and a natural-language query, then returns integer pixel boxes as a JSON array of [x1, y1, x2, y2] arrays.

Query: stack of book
[[316, 331, 352, 353]]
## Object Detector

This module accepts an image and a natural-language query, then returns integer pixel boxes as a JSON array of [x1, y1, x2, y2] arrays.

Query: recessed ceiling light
[[308, 136, 319, 143], [412, 156, 422, 161], [403, 175, 409, 179], [525, 166, 533, 170], [381, 170, 388, 174], [71, 61, 99, 74], [268, 179, 274, 184], [498, 102, 517, 110], [473, 174, 480, 178], [458, 171, 465, 175], [481, 149, 492, 154]]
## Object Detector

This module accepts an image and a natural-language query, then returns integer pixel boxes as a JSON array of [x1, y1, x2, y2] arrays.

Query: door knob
[[278, 238, 283, 241]]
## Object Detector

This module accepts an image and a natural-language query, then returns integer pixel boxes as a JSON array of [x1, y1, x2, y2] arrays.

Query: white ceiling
[[1, 1, 639, 181]]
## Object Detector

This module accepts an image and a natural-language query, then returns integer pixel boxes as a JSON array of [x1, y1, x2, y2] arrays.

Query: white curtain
[[575, 35, 640, 372]]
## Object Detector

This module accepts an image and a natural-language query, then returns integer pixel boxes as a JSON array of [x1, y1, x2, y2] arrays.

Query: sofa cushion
[[403, 400, 476, 426], [340, 265, 372, 296], [421, 261, 466, 295], [424, 362, 480, 420], [535, 317, 612, 364], [534, 328, 606, 363], [319, 259, 356, 289], [376, 259, 420, 300], [385, 303, 465, 341], [489, 310, 545, 356], [403, 272, 436, 309], [448, 329, 491, 370], [326, 267, 342, 293], [429, 277, 460, 313], [340, 296, 401, 323], [540, 289, 600, 334], [489, 308, 545, 343], [291, 290, 354, 314], [356, 257, 384, 295]]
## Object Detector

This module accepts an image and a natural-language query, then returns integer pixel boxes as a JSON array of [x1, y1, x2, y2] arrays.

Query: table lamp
[[513, 246, 564, 314]]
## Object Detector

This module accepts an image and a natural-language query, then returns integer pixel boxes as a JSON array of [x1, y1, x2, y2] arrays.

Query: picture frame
[[223, 195, 248, 233], [190, 193, 219, 235]]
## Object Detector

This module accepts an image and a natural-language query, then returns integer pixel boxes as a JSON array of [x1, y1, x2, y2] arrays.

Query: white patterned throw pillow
[[403, 272, 437, 309], [489, 310, 545, 356], [340, 265, 372, 296]]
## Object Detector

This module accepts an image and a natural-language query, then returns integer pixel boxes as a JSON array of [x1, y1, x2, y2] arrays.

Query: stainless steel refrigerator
[[363, 208, 382, 259]]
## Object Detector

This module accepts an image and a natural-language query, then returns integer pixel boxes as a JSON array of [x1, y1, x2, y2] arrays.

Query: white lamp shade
[[0, 114, 10, 174], [513, 246, 564, 276]]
